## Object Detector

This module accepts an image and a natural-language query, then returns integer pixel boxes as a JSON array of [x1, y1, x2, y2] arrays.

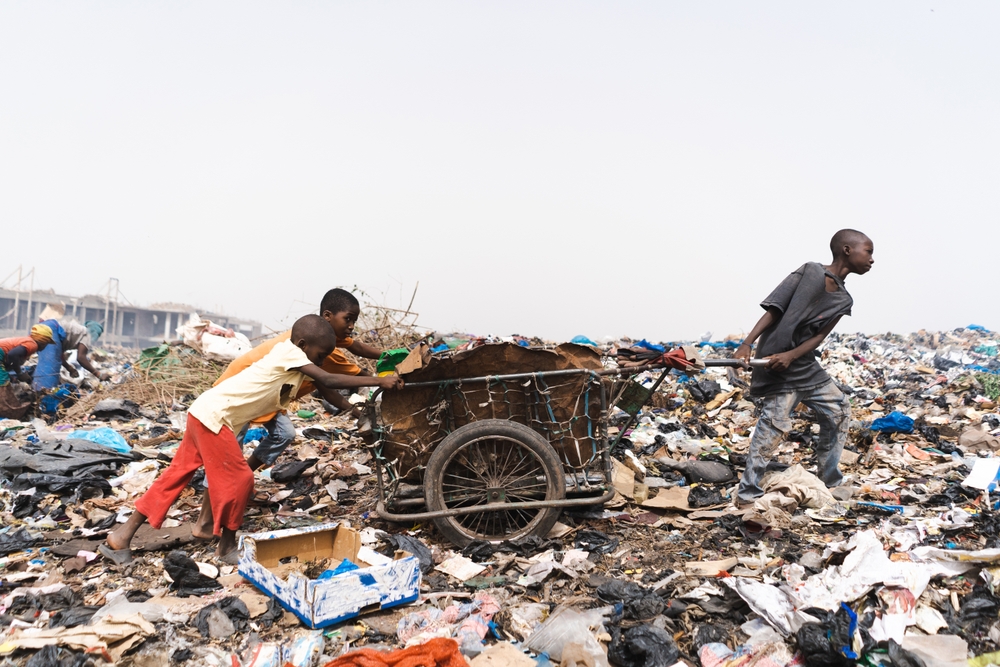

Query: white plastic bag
[[176, 314, 252, 362]]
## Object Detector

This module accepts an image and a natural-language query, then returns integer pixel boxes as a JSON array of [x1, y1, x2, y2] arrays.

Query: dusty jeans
[[737, 381, 850, 503], [238, 412, 297, 466]]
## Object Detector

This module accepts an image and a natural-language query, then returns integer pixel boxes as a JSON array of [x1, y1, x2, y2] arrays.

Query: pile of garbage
[[1, 326, 1000, 666]]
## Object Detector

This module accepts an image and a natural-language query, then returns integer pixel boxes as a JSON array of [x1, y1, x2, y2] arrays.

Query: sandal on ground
[[98, 543, 133, 565]]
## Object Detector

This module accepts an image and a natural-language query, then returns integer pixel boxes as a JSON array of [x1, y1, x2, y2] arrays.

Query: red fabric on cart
[[659, 348, 696, 370]]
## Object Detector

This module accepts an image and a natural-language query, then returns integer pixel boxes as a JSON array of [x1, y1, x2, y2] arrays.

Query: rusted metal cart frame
[[367, 357, 757, 545]]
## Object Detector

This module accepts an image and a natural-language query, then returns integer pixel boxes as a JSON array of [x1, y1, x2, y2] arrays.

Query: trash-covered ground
[[2, 326, 1000, 666]]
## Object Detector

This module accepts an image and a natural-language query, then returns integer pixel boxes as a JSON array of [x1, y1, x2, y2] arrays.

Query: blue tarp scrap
[[869, 411, 914, 434]]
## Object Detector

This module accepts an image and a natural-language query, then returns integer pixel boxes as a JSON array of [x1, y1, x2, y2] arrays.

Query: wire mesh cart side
[[368, 368, 613, 546]]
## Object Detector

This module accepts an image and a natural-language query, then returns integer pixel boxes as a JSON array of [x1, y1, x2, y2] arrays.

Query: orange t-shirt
[[214, 330, 361, 423], [0, 337, 39, 356]]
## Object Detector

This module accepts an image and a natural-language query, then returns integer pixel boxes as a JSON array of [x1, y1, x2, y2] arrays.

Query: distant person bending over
[[0, 326, 55, 418], [61, 321, 110, 381], [0, 325, 55, 386], [102, 314, 403, 563], [733, 229, 874, 506]]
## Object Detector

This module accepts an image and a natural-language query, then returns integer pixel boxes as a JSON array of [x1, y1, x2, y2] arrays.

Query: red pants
[[136, 414, 254, 535]]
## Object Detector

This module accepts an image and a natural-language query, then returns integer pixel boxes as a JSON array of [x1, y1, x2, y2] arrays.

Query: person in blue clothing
[[31, 319, 67, 391]]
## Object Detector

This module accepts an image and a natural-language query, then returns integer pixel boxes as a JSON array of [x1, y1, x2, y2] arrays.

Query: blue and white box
[[238, 522, 421, 629]]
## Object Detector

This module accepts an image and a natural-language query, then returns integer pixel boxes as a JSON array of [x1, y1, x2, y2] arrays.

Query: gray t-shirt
[[62, 321, 92, 352], [750, 262, 853, 396]]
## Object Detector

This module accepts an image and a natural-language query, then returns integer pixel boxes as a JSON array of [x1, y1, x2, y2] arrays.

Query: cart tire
[[425, 419, 566, 547]]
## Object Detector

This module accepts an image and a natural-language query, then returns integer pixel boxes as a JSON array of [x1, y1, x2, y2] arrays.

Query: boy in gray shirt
[[733, 230, 874, 504]]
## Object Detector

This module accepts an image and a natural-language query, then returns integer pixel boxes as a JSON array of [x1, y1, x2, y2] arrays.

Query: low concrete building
[[0, 287, 262, 349]]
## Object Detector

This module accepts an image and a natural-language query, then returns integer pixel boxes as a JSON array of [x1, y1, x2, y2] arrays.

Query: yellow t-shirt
[[213, 330, 361, 423], [189, 340, 311, 434]]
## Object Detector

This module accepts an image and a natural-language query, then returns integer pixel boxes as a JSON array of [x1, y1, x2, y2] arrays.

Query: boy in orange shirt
[[214, 288, 379, 472]]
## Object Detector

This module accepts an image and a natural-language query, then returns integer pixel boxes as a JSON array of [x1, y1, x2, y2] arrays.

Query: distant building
[[0, 286, 262, 349]]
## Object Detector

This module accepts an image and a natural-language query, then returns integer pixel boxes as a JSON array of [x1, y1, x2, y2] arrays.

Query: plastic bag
[[869, 411, 914, 434], [524, 605, 612, 667], [794, 604, 857, 666], [595, 581, 663, 621], [65, 427, 131, 454], [607, 625, 679, 667], [177, 314, 252, 362], [164, 551, 222, 598]]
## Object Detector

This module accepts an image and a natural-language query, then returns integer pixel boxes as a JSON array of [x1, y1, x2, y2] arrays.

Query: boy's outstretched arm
[[734, 307, 781, 362], [295, 364, 404, 391], [764, 316, 842, 372], [347, 340, 382, 360]]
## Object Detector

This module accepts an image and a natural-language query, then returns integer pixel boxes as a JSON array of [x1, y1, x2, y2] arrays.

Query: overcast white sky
[[1, 2, 997, 342]]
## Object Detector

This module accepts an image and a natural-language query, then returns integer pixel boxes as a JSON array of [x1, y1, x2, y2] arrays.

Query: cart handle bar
[[388, 358, 766, 390]]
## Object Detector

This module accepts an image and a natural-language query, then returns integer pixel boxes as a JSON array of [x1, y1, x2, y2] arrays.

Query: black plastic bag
[[258, 597, 284, 628], [506, 534, 563, 556], [163, 551, 222, 597], [194, 596, 249, 638], [381, 535, 433, 573], [90, 399, 141, 420], [171, 648, 193, 662], [887, 640, 926, 667], [25, 644, 92, 667], [693, 624, 728, 652], [687, 381, 721, 404], [271, 458, 318, 483], [574, 530, 620, 555], [459, 535, 561, 562], [608, 625, 679, 667], [688, 485, 724, 508], [49, 606, 101, 628], [462, 540, 498, 562], [795, 605, 856, 667], [655, 459, 734, 484], [597, 581, 664, 621]]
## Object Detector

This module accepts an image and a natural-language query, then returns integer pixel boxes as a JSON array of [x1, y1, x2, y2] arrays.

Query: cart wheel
[[424, 419, 566, 547]]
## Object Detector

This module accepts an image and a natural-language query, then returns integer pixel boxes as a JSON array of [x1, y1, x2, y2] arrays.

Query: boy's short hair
[[830, 229, 869, 257], [291, 314, 337, 349], [320, 288, 360, 315]]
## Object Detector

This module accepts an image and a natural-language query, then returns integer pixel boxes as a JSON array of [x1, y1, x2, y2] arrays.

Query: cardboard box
[[238, 523, 421, 628]]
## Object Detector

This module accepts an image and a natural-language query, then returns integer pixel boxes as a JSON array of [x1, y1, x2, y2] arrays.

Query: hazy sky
[[2, 2, 997, 342]]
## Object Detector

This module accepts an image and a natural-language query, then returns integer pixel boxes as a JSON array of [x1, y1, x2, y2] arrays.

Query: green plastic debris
[[297, 410, 316, 419], [968, 651, 1000, 667], [376, 348, 410, 375], [464, 575, 509, 589], [978, 374, 1000, 401]]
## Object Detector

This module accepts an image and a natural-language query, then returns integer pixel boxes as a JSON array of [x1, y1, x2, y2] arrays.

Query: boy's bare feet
[[105, 528, 130, 551], [106, 511, 146, 551]]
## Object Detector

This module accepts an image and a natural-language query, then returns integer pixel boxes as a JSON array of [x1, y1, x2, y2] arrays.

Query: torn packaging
[[3, 613, 155, 661]]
